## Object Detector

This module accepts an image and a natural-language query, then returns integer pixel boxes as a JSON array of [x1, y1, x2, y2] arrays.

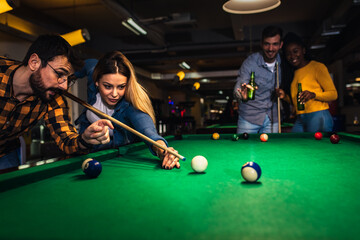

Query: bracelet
[[78, 135, 93, 149]]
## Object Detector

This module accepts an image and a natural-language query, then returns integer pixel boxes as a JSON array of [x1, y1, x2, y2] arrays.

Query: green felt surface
[[1, 133, 360, 240]]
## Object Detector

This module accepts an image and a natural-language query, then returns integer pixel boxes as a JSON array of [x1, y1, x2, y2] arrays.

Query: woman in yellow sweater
[[278, 33, 338, 132]]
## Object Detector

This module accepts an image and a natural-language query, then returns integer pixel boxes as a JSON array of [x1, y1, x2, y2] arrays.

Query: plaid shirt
[[0, 57, 83, 158]]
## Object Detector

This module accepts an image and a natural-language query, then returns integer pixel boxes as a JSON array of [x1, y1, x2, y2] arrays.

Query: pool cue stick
[[62, 91, 186, 161], [276, 62, 281, 133]]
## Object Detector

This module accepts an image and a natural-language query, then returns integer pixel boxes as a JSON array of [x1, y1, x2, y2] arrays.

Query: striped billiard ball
[[330, 134, 340, 144], [241, 162, 262, 182], [82, 158, 102, 178], [232, 134, 239, 141], [260, 133, 268, 142]]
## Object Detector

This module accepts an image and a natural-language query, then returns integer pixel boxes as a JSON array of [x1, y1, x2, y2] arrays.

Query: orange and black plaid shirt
[[0, 57, 82, 158]]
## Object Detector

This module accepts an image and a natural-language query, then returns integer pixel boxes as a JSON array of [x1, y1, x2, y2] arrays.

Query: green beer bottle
[[297, 83, 305, 111], [247, 72, 256, 100]]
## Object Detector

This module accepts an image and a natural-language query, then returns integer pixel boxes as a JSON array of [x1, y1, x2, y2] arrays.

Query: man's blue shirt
[[233, 52, 281, 125]]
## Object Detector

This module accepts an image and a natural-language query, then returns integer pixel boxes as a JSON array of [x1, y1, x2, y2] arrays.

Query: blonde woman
[[75, 51, 180, 169]]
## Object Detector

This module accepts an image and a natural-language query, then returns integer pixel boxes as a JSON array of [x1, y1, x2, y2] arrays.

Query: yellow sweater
[[290, 61, 338, 115]]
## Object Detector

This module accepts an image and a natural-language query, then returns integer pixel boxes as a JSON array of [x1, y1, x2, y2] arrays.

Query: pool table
[[1, 133, 360, 239]]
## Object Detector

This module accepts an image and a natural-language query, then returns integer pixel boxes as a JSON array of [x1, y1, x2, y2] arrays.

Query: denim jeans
[[237, 115, 279, 134], [0, 148, 20, 170], [292, 109, 333, 133]]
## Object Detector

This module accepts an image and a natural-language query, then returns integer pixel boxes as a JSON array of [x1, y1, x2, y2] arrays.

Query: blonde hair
[[92, 51, 156, 123]]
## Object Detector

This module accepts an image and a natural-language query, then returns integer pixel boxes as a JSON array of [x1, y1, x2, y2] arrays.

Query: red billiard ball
[[330, 134, 340, 144], [314, 132, 323, 140]]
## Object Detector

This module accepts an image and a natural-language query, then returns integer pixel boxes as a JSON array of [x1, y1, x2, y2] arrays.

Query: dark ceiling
[[4, 0, 360, 98]]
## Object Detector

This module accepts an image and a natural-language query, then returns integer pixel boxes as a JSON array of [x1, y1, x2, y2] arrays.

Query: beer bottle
[[297, 83, 305, 111], [247, 72, 256, 100]]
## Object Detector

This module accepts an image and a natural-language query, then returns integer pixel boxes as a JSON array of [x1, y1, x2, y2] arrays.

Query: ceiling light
[[346, 83, 360, 87], [200, 78, 210, 83], [192, 82, 200, 91], [223, 0, 281, 14], [215, 99, 228, 104], [122, 18, 147, 35], [321, 30, 340, 36], [174, 71, 185, 82], [179, 61, 190, 70], [0, 0, 17, 14], [61, 29, 90, 46], [310, 44, 326, 50], [177, 71, 185, 81]]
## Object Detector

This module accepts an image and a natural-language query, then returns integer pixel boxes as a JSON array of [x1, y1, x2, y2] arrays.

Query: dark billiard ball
[[232, 134, 239, 141], [314, 132, 323, 140], [242, 132, 249, 140], [330, 134, 340, 144], [82, 158, 102, 178]]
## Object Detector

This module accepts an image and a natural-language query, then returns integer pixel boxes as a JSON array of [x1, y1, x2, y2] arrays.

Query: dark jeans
[[0, 149, 20, 170]]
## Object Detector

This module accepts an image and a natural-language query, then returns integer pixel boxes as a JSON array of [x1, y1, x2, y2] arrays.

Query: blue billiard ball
[[82, 158, 102, 178], [241, 162, 261, 182]]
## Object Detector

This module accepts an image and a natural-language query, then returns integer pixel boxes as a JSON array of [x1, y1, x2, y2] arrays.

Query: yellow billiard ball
[[212, 132, 220, 140]]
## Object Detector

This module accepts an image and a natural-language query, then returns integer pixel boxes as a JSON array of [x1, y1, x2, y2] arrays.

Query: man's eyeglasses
[[47, 63, 77, 88]]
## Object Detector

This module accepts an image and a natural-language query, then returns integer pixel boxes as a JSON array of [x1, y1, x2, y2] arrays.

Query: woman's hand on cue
[[155, 140, 180, 170], [83, 119, 114, 145]]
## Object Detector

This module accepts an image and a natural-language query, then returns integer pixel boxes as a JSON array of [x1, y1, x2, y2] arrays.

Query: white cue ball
[[191, 155, 208, 173]]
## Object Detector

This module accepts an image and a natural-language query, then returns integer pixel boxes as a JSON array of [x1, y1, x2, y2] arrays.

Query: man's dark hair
[[22, 34, 83, 70], [262, 26, 283, 42]]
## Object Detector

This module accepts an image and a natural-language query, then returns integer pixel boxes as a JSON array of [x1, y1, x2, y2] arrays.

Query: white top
[[86, 93, 114, 136], [265, 61, 276, 72]]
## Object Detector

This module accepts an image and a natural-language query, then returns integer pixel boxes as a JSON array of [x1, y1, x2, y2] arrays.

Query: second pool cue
[[62, 91, 186, 161], [276, 62, 281, 133]]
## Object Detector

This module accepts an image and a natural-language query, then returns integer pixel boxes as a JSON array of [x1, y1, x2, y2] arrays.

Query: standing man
[[234, 26, 283, 134], [0, 34, 113, 170]]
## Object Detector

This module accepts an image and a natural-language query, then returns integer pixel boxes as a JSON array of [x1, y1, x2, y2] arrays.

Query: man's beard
[[29, 69, 61, 103]]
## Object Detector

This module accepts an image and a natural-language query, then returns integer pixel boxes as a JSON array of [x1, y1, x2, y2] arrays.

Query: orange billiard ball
[[212, 132, 220, 140], [260, 133, 268, 142]]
